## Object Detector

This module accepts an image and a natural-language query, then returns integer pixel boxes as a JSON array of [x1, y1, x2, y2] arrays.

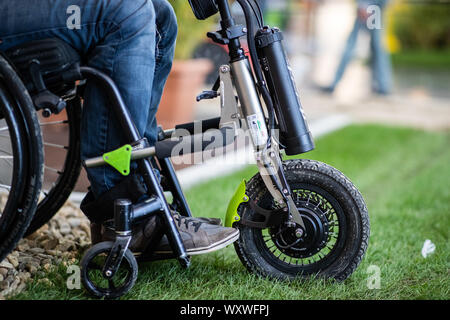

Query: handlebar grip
[[174, 117, 221, 135], [155, 127, 235, 159]]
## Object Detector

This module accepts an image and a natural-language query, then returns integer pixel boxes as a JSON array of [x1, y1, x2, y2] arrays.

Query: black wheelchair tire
[[0, 55, 43, 262], [81, 241, 138, 299]]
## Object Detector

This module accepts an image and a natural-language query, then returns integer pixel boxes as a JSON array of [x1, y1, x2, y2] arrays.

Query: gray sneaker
[[155, 214, 239, 256], [92, 215, 163, 254], [90, 214, 230, 255], [196, 217, 222, 226]]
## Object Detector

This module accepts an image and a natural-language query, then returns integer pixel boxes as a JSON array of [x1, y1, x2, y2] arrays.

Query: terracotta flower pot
[[156, 58, 213, 130]]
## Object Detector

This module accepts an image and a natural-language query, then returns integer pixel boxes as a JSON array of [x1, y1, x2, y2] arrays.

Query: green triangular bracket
[[103, 144, 132, 176]]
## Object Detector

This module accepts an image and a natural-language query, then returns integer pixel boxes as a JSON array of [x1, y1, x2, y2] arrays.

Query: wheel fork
[[256, 141, 306, 229]]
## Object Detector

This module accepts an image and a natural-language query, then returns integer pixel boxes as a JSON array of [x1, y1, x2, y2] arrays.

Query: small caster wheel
[[80, 241, 138, 299]]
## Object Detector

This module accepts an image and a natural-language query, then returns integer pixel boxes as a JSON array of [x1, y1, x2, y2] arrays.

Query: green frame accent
[[103, 144, 132, 176], [225, 180, 249, 227]]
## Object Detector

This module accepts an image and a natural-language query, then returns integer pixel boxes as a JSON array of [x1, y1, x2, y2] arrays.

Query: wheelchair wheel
[[0, 57, 43, 262], [25, 95, 82, 236], [81, 241, 138, 299], [234, 159, 370, 282]]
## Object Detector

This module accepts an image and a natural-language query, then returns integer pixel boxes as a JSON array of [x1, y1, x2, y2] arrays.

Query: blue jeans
[[0, 0, 177, 198], [330, 15, 392, 94]]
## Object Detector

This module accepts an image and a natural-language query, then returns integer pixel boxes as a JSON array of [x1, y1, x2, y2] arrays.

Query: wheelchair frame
[[0, 0, 307, 276]]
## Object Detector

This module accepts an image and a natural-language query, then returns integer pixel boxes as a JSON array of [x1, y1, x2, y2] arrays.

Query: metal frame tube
[[80, 67, 139, 142], [80, 67, 190, 267], [84, 146, 156, 168], [159, 157, 192, 218], [132, 197, 163, 223]]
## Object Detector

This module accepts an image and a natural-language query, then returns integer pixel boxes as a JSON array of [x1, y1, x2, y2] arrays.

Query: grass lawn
[[12, 124, 450, 300], [391, 50, 450, 69]]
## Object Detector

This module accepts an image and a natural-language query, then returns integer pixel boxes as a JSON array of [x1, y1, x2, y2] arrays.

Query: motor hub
[[269, 201, 330, 259]]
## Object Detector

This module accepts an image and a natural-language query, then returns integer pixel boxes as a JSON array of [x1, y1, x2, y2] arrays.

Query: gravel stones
[[0, 201, 91, 299]]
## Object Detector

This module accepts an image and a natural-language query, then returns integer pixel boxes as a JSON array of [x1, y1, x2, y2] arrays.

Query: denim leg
[[330, 18, 364, 90], [144, 0, 178, 146], [369, 25, 392, 94], [0, 0, 157, 198], [80, 1, 157, 197]]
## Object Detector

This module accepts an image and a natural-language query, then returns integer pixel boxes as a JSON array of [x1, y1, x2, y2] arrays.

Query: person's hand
[[357, 7, 370, 21]]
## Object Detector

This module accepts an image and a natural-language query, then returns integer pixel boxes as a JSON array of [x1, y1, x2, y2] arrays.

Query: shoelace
[[174, 214, 203, 232]]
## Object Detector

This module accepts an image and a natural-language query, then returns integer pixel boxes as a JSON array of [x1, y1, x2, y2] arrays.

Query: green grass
[[391, 50, 450, 69], [12, 124, 450, 300]]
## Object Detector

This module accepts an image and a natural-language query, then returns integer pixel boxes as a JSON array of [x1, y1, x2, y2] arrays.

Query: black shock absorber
[[255, 27, 315, 155]]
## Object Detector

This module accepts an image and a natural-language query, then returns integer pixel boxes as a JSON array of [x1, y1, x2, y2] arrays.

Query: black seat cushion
[[4, 38, 81, 96]]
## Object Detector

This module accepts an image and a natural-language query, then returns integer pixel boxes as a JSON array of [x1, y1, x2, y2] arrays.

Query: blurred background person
[[319, 0, 392, 95]]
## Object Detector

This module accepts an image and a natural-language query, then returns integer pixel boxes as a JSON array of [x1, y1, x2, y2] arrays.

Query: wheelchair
[[0, 0, 370, 299]]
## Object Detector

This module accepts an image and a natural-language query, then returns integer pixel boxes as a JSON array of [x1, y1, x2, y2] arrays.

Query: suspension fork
[[214, 0, 304, 226], [229, 59, 306, 229]]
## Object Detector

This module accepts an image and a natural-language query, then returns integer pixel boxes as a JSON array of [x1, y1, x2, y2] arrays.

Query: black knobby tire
[[81, 241, 138, 299], [0, 55, 43, 262], [234, 159, 370, 281], [25, 96, 82, 236]]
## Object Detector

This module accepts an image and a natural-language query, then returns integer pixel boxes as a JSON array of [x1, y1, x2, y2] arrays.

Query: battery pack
[[256, 27, 314, 155]]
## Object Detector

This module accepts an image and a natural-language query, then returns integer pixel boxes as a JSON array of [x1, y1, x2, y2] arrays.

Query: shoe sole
[[153, 229, 240, 256]]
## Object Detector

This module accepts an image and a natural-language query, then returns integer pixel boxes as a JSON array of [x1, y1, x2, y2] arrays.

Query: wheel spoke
[[0, 157, 13, 169], [0, 156, 13, 160], [0, 148, 12, 155], [0, 184, 11, 191], [315, 199, 322, 209], [44, 165, 62, 174], [43, 142, 68, 149], [39, 120, 69, 126]]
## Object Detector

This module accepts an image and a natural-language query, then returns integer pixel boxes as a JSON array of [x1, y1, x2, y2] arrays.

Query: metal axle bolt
[[295, 228, 304, 238], [220, 65, 230, 73]]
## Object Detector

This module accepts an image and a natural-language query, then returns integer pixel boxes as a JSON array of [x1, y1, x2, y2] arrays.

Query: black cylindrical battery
[[256, 27, 315, 155]]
